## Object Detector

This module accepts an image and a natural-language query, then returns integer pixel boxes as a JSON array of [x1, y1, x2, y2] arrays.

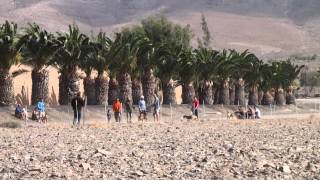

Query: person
[[153, 94, 160, 121], [15, 104, 23, 119], [32, 107, 39, 120], [192, 97, 200, 119], [124, 98, 132, 123], [113, 98, 122, 122], [235, 106, 246, 119], [248, 106, 256, 119], [254, 106, 261, 119], [107, 109, 112, 122], [21, 107, 28, 121], [37, 99, 46, 123], [138, 96, 147, 121], [71, 93, 85, 127]]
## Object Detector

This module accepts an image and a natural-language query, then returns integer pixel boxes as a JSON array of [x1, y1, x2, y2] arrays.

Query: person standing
[[71, 93, 85, 127], [113, 98, 122, 122], [138, 96, 147, 121], [153, 94, 160, 121], [254, 106, 261, 119], [37, 98, 46, 123], [124, 98, 133, 123], [192, 97, 200, 119]]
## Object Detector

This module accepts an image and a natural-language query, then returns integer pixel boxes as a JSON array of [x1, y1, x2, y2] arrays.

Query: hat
[[140, 96, 144, 99]]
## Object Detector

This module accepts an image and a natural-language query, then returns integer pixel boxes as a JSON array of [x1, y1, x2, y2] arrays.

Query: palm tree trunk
[[31, 69, 49, 105], [262, 91, 274, 105], [182, 82, 195, 104], [95, 74, 108, 105], [0, 69, 14, 106], [58, 67, 80, 105], [132, 77, 142, 105], [234, 78, 245, 105], [275, 88, 286, 106], [229, 83, 235, 105], [142, 67, 156, 106], [199, 80, 213, 105], [258, 90, 264, 105], [214, 87, 220, 104], [248, 85, 258, 105], [162, 78, 176, 105], [108, 77, 118, 105], [117, 72, 132, 103], [218, 79, 230, 105], [286, 86, 296, 105], [84, 76, 96, 105]]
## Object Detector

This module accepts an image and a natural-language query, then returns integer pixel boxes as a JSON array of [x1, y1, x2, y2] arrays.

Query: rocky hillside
[[1, 0, 320, 57]]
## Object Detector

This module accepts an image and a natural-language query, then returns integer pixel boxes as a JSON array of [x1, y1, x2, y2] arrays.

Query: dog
[[226, 111, 234, 120], [181, 115, 198, 121]]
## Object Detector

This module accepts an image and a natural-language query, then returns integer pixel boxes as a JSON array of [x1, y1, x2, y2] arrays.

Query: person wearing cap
[[138, 96, 147, 121]]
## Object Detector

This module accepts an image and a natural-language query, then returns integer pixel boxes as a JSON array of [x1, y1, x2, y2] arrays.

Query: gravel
[[0, 117, 319, 179]]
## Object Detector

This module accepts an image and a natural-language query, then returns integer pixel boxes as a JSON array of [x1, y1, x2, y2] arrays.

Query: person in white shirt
[[254, 106, 261, 119]]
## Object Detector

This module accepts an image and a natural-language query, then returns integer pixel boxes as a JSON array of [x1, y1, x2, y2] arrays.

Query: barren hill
[[1, 0, 320, 57]]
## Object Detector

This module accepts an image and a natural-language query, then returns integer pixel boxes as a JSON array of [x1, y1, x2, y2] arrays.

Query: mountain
[[1, 0, 320, 57]]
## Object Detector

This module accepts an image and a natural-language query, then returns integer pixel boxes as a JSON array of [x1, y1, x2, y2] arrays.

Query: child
[[107, 109, 112, 122]]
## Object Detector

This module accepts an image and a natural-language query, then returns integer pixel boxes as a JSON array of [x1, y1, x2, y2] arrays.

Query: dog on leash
[[226, 111, 234, 120]]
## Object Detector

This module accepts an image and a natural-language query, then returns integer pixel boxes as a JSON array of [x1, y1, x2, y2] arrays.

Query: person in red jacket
[[192, 97, 200, 119], [113, 98, 122, 122]]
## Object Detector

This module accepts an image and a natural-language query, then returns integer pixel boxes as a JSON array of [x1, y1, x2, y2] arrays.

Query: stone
[[279, 165, 291, 174], [80, 163, 91, 171]]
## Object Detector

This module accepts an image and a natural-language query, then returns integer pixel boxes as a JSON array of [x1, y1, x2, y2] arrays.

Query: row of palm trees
[[0, 16, 304, 107]]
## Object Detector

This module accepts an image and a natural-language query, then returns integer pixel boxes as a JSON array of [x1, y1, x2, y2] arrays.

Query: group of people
[[14, 93, 261, 127], [235, 105, 261, 119], [15, 99, 47, 123], [108, 94, 161, 123]]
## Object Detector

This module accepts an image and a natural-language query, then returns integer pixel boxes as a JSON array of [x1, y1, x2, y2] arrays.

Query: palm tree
[[270, 60, 304, 105], [110, 31, 141, 103], [0, 21, 24, 106], [78, 45, 95, 105], [140, 16, 192, 106], [52, 24, 90, 105], [245, 58, 264, 105], [179, 49, 197, 104], [217, 49, 236, 105], [284, 62, 304, 105], [19, 23, 57, 105], [231, 50, 258, 105], [260, 64, 275, 106], [155, 43, 184, 104], [89, 32, 114, 105], [138, 41, 158, 106], [195, 48, 220, 105], [132, 68, 143, 105]]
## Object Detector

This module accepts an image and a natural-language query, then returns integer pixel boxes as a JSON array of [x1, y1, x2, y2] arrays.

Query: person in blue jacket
[[37, 98, 46, 122]]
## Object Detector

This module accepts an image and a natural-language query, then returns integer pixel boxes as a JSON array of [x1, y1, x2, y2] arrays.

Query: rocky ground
[[0, 112, 319, 179]]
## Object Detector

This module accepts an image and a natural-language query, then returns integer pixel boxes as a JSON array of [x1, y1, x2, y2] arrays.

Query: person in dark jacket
[[71, 92, 85, 126]]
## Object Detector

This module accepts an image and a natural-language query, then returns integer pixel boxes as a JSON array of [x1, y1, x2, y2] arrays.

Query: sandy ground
[[0, 105, 319, 179]]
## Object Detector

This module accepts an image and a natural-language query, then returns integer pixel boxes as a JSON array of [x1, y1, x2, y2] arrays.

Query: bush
[[0, 121, 22, 129]]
